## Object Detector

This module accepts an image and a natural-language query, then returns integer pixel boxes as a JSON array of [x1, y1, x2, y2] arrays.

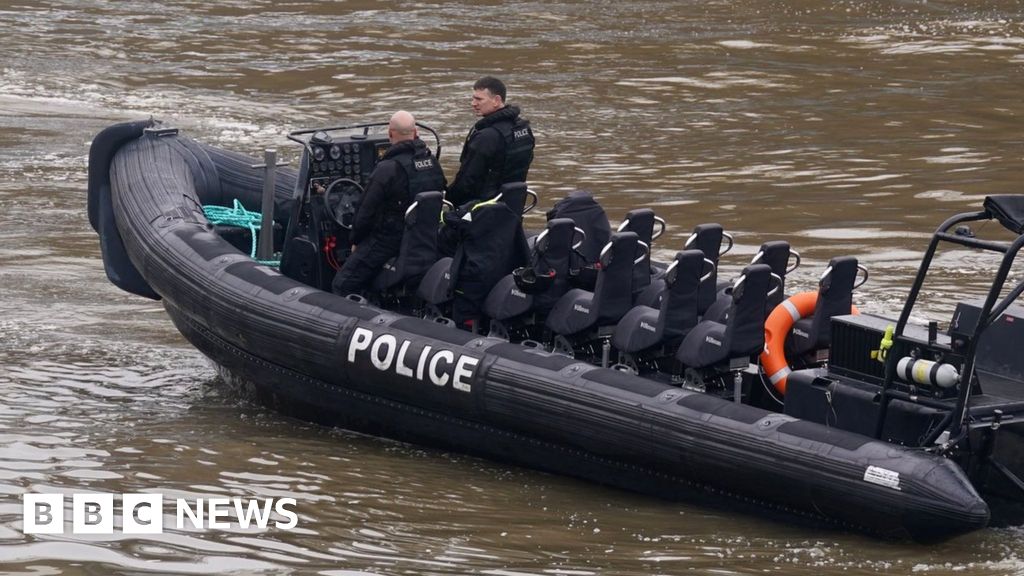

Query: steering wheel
[[322, 178, 366, 229]]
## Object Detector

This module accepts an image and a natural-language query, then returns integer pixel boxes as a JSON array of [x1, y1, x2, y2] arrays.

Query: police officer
[[332, 111, 446, 296], [446, 76, 535, 207]]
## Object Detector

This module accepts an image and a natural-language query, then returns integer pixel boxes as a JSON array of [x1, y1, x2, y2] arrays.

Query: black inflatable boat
[[88, 119, 1024, 542]]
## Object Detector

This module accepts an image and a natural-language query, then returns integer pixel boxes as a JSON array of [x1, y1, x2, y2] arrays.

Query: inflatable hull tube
[[88, 119, 160, 299], [103, 127, 989, 542]]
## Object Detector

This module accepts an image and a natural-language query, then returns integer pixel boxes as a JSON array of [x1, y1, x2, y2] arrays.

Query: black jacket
[[447, 105, 535, 207], [350, 139, 446, 245]]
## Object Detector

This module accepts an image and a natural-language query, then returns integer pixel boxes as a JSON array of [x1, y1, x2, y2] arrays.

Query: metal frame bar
[[874, 208, 1024, 445], [287, 121, 443, 160]]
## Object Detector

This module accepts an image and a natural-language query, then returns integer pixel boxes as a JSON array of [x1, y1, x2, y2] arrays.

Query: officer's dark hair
[[474, 76, 507, 102]]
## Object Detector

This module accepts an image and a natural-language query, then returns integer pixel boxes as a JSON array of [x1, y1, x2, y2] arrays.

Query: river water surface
[[2, 1, 1024, 574]]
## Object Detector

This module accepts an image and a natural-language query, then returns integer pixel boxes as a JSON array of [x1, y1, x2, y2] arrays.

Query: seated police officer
[[332, 111, 446, 297], [446, 76, 536, 207]]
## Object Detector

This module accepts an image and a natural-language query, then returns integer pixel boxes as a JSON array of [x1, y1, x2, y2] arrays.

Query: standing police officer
[[446, 76, 535, 207], [332, 111, 446, 296]]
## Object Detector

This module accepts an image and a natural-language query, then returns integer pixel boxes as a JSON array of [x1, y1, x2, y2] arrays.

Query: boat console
[[278, 122, 441, 291]]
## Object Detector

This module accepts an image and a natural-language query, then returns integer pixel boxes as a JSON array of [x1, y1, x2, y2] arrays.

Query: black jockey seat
[[636, 223, 731, 312], [545, 190, 611, 290], [545, 231, 643, 337], [417, 194, 530, 328], [788, 256, 862, 356], [611, 249, 709, 355], [703, 240, 798, 322], [483, 218, 577, 337], [369, 191, 444, 296], [617, 208, 666, 298], [675, 263, 773, 369], [756, 240, 797, 311]]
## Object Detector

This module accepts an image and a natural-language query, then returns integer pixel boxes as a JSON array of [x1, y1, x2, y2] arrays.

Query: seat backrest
[[752, 240, 791, 310], [532, 218, 576, 310], [385, 191, 443, 286], [450, 201, 531, 322], [722, 263, 772, 357], [660, 249, 707, 338], [495, 182, 529, 217], [806, 256, 858, 348], [685, 223, 725, 314], [618, 208, 656, 294], [546, 190, 611, 264], [593, 231, 641, 324]]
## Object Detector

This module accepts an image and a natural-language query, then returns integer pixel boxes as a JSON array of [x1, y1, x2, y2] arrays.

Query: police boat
[[89, 119, 1024, 542]]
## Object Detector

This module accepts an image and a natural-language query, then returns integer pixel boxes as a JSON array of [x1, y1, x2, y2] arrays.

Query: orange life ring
[[760, 291, 859, 395]]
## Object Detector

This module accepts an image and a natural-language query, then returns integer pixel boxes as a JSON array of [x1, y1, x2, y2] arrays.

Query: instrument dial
[[312, 146, 326, 162], [329, 144, 341, 160]]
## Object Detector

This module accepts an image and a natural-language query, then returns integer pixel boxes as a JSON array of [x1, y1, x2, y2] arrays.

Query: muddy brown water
[[2, 1, 1024, 574]]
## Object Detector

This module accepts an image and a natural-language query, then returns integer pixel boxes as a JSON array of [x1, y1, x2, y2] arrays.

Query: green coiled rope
[[202, 199, 280, 267]]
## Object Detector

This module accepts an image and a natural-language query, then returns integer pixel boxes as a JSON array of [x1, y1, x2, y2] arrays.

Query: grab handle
[[787, 249, 802, 275], [720, 232, 734, 256], [572, 227, 587, 250], [700, 258, 717, 283], [634, 241, 650, 265], [652, 216, 667, 241], [855, 264, 869, 289], [524, 188, 539, 214]]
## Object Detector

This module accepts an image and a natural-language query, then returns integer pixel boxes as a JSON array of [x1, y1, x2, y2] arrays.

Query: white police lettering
[[371, 334, 398, 370], [573, 304, 590, 314], [429, 350, 454, 386], [792, 328, 809, 338], [348, 327, 476, 393], [705, 335, 722, 346], [511, 288, 527, 299], [514, 128, 530, 139], [414, 158, 434, 170], [640, 321, 656, 332]]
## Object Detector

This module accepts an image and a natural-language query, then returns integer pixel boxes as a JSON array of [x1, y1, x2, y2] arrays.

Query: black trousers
[[331, 235, 401, 297]]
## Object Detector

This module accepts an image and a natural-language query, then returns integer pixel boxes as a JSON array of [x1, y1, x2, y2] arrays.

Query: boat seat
[[789, 256, 860, 356], [418, 197, 530, 326], [617, 208, 665, 297], [612, 249, 708, 354], [703, 240, 798, 322], [370, 191, 444, 294], [492, 181, 537, 217], [484, 217, 577, 323], [636, 223, 730, 312], [546, 232, 644, 336], [417, 256, 454, 307], [545, 190, 611, 291], [675, 263, 773, 369]]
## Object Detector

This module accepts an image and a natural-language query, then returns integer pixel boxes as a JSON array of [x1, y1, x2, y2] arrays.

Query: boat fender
[[760, 291, 858, 395], [347, 326, 479, 392], [896, 357, 959, 389]]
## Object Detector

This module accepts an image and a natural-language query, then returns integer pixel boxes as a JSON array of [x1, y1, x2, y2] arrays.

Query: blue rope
[[203, 200, 280, 267]]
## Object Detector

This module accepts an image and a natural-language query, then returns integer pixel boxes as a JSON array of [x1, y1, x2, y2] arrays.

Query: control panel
[[307, 132, 390, 192], [281, 121, 440, 292]]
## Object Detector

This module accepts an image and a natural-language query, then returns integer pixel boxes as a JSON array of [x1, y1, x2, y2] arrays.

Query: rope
[[202, 199, 280, 267]]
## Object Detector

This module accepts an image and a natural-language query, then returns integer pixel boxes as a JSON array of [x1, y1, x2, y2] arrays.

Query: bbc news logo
[[23, 493, 298, 534]]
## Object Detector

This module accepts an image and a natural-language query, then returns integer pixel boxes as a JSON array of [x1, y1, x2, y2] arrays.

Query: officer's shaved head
[[389, 111, 417, 143]]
